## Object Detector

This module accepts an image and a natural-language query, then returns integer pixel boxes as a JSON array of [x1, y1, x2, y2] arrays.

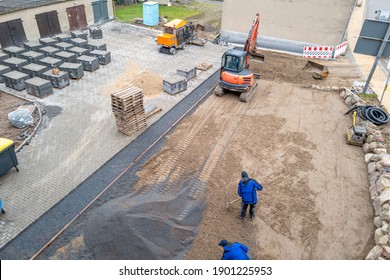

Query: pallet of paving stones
[[89, 50, 111, 65], [39, 37, 58, 46], [0, 65, 11, 83], [59, 62, 84, 79], [22, 63, 49, 78], [2, 46, 25, 57], [23, 41, 43, 51], [76, 55, 99, 72], [2, 57, 29, 71], [54, 51, 77, 63], [71, 30, 88, 40], [2, 71, 30, 91], [87, 41, 107, 51], [25, 77, 53, 98], [54, 42, 74, 51], [41, 69, 70, 89], [89, 26, 103, 39], [39, 46, 61, 57], [19, 51, 45, 63], [0, 52, 9, 62], [70, 38, 88, 48], [68, 46, 90, 56], [55, 33, 72, 42], [37, 57, 63, 68]]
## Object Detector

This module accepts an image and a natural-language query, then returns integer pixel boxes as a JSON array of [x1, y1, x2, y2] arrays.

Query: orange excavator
[[214, 13, 264, 102]]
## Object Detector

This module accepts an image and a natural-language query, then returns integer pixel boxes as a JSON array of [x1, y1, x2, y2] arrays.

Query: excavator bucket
[[303, 60, 329, 79], [250, 51, 265, 62]]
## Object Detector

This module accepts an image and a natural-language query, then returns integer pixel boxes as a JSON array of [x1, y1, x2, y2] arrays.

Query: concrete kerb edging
[[1, 91, 43, 153], [311, 84, 390, 260]]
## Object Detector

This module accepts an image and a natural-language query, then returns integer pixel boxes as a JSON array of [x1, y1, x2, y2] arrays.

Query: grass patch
[[357, 93, 379, 103], [114, 4, 202, 23]]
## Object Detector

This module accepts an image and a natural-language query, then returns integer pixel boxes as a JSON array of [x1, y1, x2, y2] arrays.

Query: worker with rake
[[238, 171, 263, 220]]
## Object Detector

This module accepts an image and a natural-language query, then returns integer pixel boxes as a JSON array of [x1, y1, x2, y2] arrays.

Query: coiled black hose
[[345, 105, 390, 126]]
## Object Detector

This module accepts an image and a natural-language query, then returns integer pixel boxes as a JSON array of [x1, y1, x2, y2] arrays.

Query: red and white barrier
[[334, 41, 348, 58], [303, 46, 334, 59]]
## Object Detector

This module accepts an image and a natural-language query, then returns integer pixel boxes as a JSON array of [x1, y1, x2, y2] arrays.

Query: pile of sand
[[103, 60, 163, 98]]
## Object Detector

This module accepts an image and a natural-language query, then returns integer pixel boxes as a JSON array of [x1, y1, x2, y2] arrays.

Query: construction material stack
[[111, 86, 147, 136]]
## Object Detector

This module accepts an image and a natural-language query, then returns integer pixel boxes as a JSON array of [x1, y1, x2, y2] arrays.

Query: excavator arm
[[244, 13, 264, 67]]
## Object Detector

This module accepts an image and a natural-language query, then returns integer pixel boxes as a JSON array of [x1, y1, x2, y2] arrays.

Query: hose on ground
[[344, 105, 390, 126]]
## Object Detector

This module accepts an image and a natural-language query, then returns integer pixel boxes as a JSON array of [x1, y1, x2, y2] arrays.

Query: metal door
[[66, 4, 88, 30], [0, 19, 27, 48], [36, 11, 62, 38], [92, 0, 109, 24]]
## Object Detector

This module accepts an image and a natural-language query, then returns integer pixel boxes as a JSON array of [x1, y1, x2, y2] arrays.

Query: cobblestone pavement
[[0, 21, 226, 249]]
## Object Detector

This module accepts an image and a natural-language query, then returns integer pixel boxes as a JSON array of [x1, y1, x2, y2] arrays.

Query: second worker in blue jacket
[[238, 171, 263, 220]]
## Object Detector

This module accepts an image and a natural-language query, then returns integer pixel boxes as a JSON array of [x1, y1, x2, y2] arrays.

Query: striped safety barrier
[[334, 41, 348, 58], [303, 45, 334, 59]]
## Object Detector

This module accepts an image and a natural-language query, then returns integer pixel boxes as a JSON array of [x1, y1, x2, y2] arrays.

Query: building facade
[[0, 0, 114, 48]]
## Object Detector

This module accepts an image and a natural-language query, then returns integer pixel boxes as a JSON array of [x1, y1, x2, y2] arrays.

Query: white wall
[[221, 0, 356, 45], [0, 0, 114, 42]]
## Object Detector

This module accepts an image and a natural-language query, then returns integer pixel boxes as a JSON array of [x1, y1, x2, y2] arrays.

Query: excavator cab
[[221, 50, 246, 73]]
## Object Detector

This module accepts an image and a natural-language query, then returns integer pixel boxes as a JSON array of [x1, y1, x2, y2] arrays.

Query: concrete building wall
[[221, 0, 356, 46], [0, 0, 114, 42]]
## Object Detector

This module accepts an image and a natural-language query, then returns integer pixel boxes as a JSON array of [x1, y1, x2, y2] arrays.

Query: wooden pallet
[[17, 104, 36, 115], [196, 62, 212, 71]]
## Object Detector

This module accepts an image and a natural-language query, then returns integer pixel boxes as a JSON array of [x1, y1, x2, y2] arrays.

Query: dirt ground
[[129, 51, 374, 260], [0, 92, 37, 148]]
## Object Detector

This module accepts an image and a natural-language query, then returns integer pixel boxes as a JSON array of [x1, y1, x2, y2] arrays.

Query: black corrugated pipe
[[345, 105, 390, 126]]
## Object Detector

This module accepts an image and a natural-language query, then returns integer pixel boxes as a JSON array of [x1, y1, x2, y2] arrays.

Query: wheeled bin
[[0, 138, 19, 176]]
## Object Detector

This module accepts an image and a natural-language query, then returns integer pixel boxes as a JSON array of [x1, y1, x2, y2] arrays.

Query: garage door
[[66, 4, 88, 31], [0, 19, 27, 48], [92, 0, 109, 24], [36, 11, 62, 38]]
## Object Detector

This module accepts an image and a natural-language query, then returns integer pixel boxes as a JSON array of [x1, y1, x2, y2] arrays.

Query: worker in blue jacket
[[218, 239, 250, 260], [238, 171, 263, 220]]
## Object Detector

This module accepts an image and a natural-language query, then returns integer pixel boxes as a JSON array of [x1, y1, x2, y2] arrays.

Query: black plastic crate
[[69, 38, 88, 48], [71, 30, 88, 40], [68, 46, 90, 56], [0, 65, 11, 83], [86, 41, 107, 51], [59, 62, 84, 79], [37, 57, 63, 68], [2, 70, 30, 91], [22, 63, 49, 78], [25, 77, 53, 98], [0, 52, 9, 62], [89, 27, 103, 39], [3, 46, 25, 57], [23, 41, 43, 51], [2, 57, 29, 71], [41, 69, 70, 89], [55, 34, 72, 42], [54, 51, 77, 63], [89, 50, 111, 65], [54, 42, 74, 51], [39, 37, 58, 46], [76, 55, 99, 72], [19, 51, 45, 63]]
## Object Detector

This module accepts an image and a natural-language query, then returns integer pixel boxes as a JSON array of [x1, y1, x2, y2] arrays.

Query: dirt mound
[[103, 60, 163, 98], [83, 182, 205, 259]]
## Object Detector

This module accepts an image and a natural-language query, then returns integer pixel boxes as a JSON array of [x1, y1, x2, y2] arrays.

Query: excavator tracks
[[239, 81, 258, 103]]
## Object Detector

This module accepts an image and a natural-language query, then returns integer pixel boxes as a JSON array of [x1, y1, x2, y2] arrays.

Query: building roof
[[0, 0, 70, 15]]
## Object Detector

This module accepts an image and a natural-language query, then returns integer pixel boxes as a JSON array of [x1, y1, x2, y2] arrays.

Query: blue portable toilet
[[143, 2, 159, 26]]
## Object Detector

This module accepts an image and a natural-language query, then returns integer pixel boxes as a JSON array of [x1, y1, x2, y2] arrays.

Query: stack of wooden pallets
[[111, 86, 146, 136]]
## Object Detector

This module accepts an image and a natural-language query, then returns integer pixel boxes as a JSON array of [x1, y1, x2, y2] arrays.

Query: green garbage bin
[[0, 138, 19, 176]]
